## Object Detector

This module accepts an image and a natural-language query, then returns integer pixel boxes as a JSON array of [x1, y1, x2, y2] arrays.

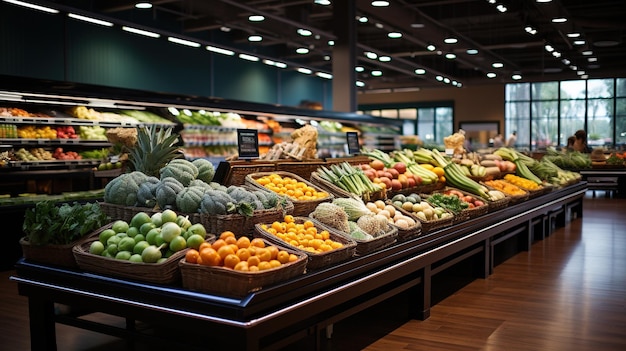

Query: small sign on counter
[[346, 131, 360, 155], [237, 129, 260, 159]]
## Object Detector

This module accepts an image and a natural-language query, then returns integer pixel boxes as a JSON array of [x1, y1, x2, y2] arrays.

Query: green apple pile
[[88, 209, 207, 263]]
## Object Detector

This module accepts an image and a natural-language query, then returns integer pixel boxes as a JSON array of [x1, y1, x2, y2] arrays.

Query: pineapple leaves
[[128, 125, 181, 177]]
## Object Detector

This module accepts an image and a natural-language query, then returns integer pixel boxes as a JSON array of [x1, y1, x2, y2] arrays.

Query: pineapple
[[128, 125, 181, 177]]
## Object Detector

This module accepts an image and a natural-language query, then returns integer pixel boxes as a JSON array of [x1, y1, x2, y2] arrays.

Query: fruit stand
[[11, 181, 586, 351]]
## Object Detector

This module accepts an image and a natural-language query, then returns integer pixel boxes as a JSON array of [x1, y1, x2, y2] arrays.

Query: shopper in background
[[573, 129, 592, 153], [506, 131, 517, 147], [493, 134, 504, 148], [565, 135, 576, 151]]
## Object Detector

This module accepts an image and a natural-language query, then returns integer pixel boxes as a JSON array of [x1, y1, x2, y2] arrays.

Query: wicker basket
[[386, 181, 445, 198], [254, 217, 356, 270], [275, 160, 327, 180], [482, 180, 529, 205], [99, 202, 159, 223], [308, 217, 398, 256], [390, 206, 423, 241], [20, 224, 112, 269], [423, 188, 490, 222], [215, 160, 277, 186], [387, 201, 454, 234], [309, 171, 386, 203], [245, 171, 334, 217], [73, 234, 215, 285], [179, 240, 307, 298], [197, 200, 294, 236]]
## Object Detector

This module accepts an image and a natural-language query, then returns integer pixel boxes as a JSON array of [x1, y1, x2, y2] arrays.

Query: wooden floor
[[2, 192, 625, 350]]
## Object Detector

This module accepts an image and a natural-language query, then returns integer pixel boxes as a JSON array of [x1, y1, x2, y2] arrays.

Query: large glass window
[[359, 102, 454, 147], [506, 78, 624, 150]]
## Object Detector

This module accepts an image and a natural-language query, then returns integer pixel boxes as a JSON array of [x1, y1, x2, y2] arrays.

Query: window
[[359, 102, 454, 146], [505, 78, 624, 150]]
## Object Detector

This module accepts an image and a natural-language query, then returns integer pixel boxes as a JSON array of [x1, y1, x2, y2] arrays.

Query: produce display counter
[[10, 182, 586, 351], [578, 168, 626, 197]]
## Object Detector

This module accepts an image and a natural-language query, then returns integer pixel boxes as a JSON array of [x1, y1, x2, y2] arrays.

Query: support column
[[332, 0, 357, 112]]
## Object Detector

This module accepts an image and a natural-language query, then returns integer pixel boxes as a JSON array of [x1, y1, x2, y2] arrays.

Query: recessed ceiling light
[[238, 54, 259, 61], [388, 32, 402, 39], [552, 51, 561, 58], [525, 26, 537, 35], [275, 62, 287, 69], [573, 40, 585, 45], [316, 72, 333, 79], [411, 23, 425, 28], [375, 23, 384, 29], [443, 77, 451, 84], [496, 4, 507, 12], [296, 47, 309, 54], [577, 71, 585, 75], [445, 53, 456, 59], [297, 68, 312, 74], [167, 37, 200, 48], [581, 75, 589, 79], [122, 26, 160, 38], [220, 26, 231, 32], [466, 49, 479, 55], [492, 62, 504, 68], [415, 68, 426, 74], [552, 17, 567, 23], [582, 50, 593, 55], [444, 37, 458, 44], [426, 44, 436, 51], [512, 74, 522, 80], [206, 46, 235, 56], [314, 0, 331, 5], [561, 59, 571, 65], [371, 1, 390, 7], [356, 81, 365, 87], [365, 51, 378, 59], [297, 28, 312, 36], [135, 2, 152, 9], [328, 40, 335, 46], [588, 57, 597, 62], [567, 32, 581, 38], [379, 56, 391, 62], [544, 44, 554, 52], [371, 70, 383, 76], [248, 35, 263, 42], [68, 13, 113, 27], [487, 72, 497, 78], [536, 0, 552, 3], [323, 55, 331, 61], [357, 16, 369, 23], [570, 65, 578, 70], [435, 75, 444, 81], [4, 0, 59, 13], [262, 59, 275, 66], [248, 15, 265, 22], [355, 66, 365, 72]]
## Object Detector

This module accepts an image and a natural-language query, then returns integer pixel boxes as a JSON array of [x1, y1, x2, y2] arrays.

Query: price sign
[[237, 129, 260, 159], [346, 131, 360, 155]]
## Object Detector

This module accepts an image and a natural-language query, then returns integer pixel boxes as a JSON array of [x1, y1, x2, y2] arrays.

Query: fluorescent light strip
[[316, 72, 333, 79], [168, 36, 201, 47], [3, 0, 58, 13], [297, 68, 312, 74], [122, 26, 160, 38], [238, 54, 259, 61], [206, 46, 234, 56], [275, 62, 287, 69], [68, 13, 113, 27]]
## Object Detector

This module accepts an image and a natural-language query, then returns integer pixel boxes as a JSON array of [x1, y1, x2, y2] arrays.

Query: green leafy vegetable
[[426, 193, 468, 214], [22, 201, 110, 245]]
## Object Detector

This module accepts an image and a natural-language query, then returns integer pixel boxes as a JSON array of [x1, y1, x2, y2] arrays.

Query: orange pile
[[260, 215, 344, 254], [185, 231, 298, 272], [255, 174, 329, 201]]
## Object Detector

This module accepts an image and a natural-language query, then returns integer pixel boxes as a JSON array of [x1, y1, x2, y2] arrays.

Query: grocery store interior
[[1, 1, 626, 350]]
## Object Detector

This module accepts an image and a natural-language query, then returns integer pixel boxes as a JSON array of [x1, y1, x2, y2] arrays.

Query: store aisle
[[1, 192, 625, 351]]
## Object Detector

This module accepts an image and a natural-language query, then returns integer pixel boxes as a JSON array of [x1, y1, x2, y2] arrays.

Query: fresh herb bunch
[[22, 201, 110, 245], [426, 193, 469, 214]]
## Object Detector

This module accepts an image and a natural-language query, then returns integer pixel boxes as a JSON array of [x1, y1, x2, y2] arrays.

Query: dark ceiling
[[43, 0, 626, 91]]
